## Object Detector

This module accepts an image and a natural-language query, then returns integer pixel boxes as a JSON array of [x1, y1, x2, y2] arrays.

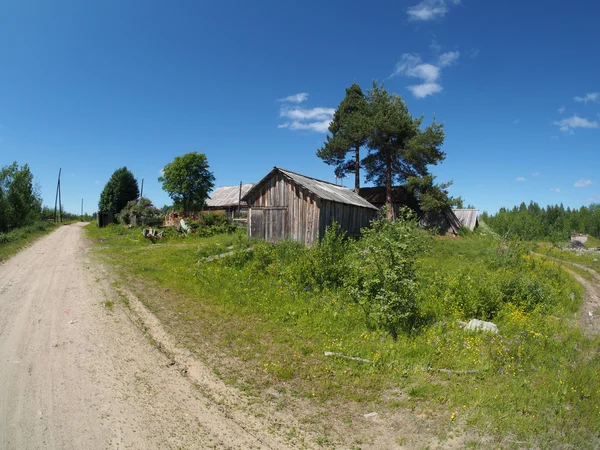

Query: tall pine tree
[[317, 83, 369, 191]]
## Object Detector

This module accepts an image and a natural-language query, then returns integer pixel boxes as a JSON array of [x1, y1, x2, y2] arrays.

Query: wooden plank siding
[[246, 168, 378, 246]]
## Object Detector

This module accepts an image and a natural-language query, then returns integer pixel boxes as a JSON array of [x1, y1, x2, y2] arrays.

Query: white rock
[[464, 319, 499, 334]]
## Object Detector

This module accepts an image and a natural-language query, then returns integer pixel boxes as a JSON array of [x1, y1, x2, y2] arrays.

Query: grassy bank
[[0, 221, 59, 262], [87, 223, 600, 448]]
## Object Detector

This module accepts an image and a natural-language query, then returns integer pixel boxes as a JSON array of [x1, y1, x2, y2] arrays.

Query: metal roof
[[453, 209, 479, 231], [245, 167, 379, 210], [206, 183, 255, 208]]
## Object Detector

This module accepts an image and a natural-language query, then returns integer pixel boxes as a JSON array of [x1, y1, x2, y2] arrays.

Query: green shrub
[[117, 197, 163, 225], [344, 211, 428, 339]]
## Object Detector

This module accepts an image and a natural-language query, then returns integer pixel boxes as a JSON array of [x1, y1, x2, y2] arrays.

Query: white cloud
[[287, 120, 331, 133], [438, 51, 460, 67], [407, 0, 460, 21], [278, 100, 335, 133], [278, 93, 309, 103], [550, 188, 560, 193], [516, 177, 526, 182], [280, 106, 335, 121], [408, 83, 443, 98], [574, 179, 592, 188], [558, 106, 566, 114], [391, 52, 459, 99], [532, 172, 540, 177], [554, 115, 598, 133], [574, 92, 599, 104], [513, 119, 520, 125]]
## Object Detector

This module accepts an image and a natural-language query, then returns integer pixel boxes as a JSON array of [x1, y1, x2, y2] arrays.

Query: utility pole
[[139, 178, 144, 204], [54, 168, 61, 223], [237, 180, 242, 218], [81, 198, 84, 221]]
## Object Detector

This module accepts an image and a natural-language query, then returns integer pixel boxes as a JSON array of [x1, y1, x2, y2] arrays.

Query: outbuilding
[[205, 183, 255, 218], [243, 167, 379, 246]]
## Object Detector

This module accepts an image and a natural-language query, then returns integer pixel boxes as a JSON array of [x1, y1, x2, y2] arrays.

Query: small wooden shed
[[243, 167, 379, 246], [205, 183, 255, 218]]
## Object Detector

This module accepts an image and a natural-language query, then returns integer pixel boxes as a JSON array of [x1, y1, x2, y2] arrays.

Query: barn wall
[[318, 199, 377, 240]]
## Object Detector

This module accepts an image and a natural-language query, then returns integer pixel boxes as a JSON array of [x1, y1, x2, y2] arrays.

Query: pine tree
[[317, 83, 369, 191]]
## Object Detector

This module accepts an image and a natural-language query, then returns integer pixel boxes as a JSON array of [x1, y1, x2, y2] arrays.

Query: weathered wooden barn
[[205, 183, 255, 217], [243, 167, 379, 246]]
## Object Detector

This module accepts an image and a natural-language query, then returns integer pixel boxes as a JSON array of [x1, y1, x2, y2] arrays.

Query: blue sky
[[1, 0, 598, 215]]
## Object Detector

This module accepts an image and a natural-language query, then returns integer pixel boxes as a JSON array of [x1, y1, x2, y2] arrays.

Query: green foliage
[[116, 197, 163, 225], [187, 212, 237, 237], [419, 236, 574, 321], [98, 167, 139, 215], [88, 221, 599, 447], [0, 162, 42, 232], [317, 83, 369, 190], [0, 221, 57, 261], [159, 152, 215, 212], [344, 211, 428, 338], [482, 201, 600, 241]]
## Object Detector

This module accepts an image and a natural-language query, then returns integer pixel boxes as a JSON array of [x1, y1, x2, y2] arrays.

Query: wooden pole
[[58, 178, 62, 223], [139, 178, 144, 203], [54, 168, 61, 223], [237, 180, 242, 218], [81, 198, 83, 221]]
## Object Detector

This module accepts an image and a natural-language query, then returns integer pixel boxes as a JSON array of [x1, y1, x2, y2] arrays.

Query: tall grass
[[0, 221, 58, 261]]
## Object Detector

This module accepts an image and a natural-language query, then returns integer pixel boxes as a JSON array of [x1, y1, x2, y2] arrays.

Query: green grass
[[0, 221, 59, 262], [86, 224, 600, 448], [537, 242, 600, 274], [584, 234, 600, 249]]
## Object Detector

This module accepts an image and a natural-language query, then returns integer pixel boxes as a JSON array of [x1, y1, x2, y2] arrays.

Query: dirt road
[[0, 224, 299, 449]]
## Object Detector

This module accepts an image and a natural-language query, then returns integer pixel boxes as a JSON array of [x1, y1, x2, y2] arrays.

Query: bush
[[344, 210, 428, 339], [117, 197, 163, 225]]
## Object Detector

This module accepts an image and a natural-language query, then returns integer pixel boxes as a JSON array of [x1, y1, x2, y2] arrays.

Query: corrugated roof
[[206, 184, 255, 208], [245, 167, 378, 210], [453, 209, 479, 231]]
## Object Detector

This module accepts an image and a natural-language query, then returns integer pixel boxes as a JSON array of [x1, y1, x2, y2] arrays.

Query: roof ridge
[[275, 167, 348, 189]]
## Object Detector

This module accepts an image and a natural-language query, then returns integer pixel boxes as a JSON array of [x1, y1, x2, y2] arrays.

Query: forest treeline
[[481, 202, 600, 241]]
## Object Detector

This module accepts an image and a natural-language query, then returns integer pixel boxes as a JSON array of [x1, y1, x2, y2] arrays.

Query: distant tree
[[317, 83, 369, 191], [0, 162, 42, 232], [98, 167, 139, 215], [363, 82, 448, 219], [484, 201, 600, 241], [159, 152, 215, 212]]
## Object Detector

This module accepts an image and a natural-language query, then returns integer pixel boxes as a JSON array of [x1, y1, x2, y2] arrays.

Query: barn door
[[266, 208, 287, 242], [250, 209, 264, 239], [250, 207, 287, 242]]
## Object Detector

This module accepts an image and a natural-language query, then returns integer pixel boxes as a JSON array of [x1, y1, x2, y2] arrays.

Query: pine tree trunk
[[354, 145, 360, 192], [385, 152, 393, 220]]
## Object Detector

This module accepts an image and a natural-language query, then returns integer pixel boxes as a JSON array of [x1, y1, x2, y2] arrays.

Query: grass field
[[0, 221, 59, 262], [86, 223, 600, 448]]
